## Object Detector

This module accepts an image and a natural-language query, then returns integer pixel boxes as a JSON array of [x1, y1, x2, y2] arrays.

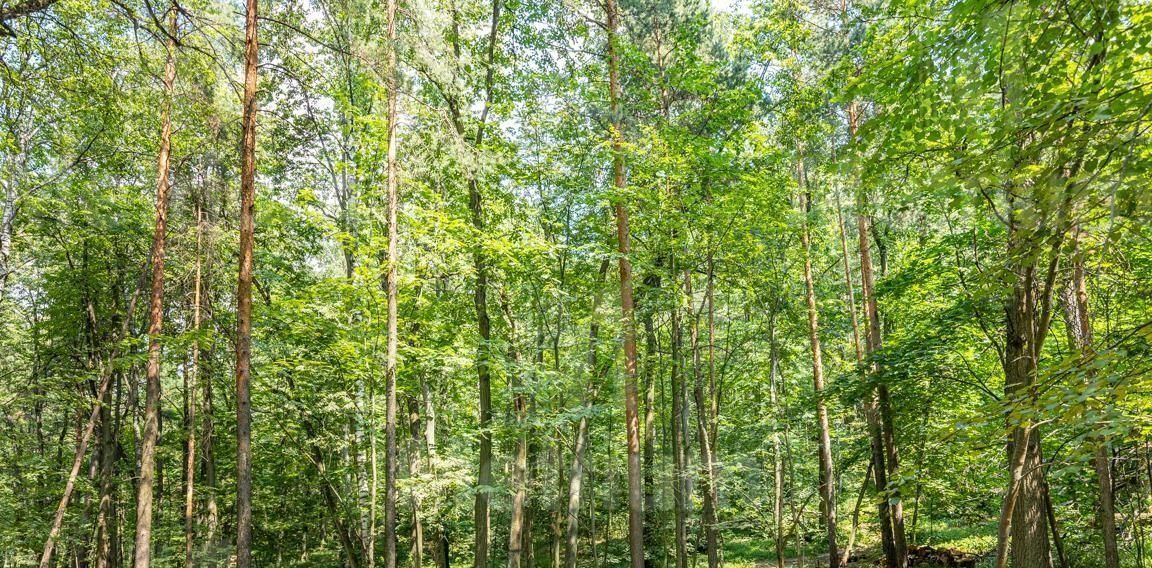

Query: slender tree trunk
[[41, 271, 145, 568], [184, 201, 204, 568], [841, 461, 872, 566], [409, 397, 425, 568], [135, 9, 178, 565], [40, 371, 114, 568], [642, 308, 658, 559], [687, 270, 719, 568], [382, 0, 401, 563], [855, 199, 904, 567], [768, 317, 785, 568], [201, 323, 218, 565], [462, 1, 503, 563], [565, 260, 609, 568], [798, 171, 839, 568], [95, 369, 119, 568], [234, 0, 260, 559], [1061, 229, 1119, 568], [504, 298, 528, 568], [604, 1, 644, 564], [421, 378, 449, 568], [669, 258, 688, 568], [0, 127, 22, 304]]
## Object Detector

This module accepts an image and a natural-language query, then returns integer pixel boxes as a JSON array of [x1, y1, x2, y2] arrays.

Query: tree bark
[[95, 368, 120, 568], [135, 9, 178, 565], [235, 0, 260, 560], [41, 272, 146, 568], [456, 1, 504, 564]]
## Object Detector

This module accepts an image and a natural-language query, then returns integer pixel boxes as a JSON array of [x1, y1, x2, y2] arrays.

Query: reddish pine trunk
[[798, 177, 839, 568], [135, 9, 178, 565], [605, 0, 645, 562]]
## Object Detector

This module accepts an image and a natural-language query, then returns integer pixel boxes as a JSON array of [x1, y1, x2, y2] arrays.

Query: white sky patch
[[710, 0, 750, 16]]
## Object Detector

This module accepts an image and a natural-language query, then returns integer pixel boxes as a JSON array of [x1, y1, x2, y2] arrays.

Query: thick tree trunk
[[999, 202, 1053, 568], [604, 1, 644, 564], [798, 178, 839, 568], [234, 0, 260, 560], [382, 0, 401, 563], [135, 9, 178, 565]]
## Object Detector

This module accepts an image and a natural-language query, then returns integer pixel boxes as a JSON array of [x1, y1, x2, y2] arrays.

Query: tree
[[235, 0, 260, 562]]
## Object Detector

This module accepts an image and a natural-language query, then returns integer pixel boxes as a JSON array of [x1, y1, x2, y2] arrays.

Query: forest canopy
[[1, 0, 1151, 567]]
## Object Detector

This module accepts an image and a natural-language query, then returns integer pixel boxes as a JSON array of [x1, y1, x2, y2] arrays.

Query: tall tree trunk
[[0, 125, 23, 304], [641, 307, 658, 559], [855, 197, 904, 567], [184, 201, 204, 568], [382, 0, 401, 563], [461, 1, 503, 563], [95, 369, 119, 568], [669, 258, 689, 568], [604, 1, 644, 563], [504, 297, 528, 568], [201, 322, 218, 565], [798, 168, 838, 568], [768, 316, 785, 568], [1061, 229, 1118, 568], [687, 272, 719, 568], [234, 0, 260, 559], [409, 397, 425, 568], [421, 378, 449, 568], [135, 9, 178, 565], [565, 260, 609, 568]]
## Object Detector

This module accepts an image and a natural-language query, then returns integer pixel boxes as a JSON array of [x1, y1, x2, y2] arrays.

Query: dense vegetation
[[1, 0, 1151, 566]]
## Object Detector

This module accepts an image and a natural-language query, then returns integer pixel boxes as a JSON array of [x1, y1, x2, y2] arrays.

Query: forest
[[1, 0, 1151, 566]]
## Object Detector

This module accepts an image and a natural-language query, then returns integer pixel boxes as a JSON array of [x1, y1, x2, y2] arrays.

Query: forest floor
[[730, 521, 996, 567]]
